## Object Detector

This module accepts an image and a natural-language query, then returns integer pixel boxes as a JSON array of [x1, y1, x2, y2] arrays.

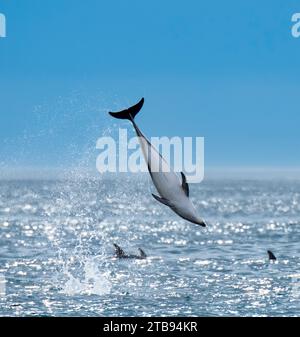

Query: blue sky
[[0, 0, 300, 174]]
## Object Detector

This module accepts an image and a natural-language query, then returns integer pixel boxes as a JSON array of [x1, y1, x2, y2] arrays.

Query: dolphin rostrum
[[113, 243, 147, 259], [109, 98, 206, 227]]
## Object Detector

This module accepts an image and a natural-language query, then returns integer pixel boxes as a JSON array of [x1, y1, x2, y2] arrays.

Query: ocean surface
[[0, 176, 300, 316]]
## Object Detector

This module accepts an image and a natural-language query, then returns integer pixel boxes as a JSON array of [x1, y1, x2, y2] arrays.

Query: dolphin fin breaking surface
[[138, 248, 147, 258], [113, 244, 147, 259], [113, 243, 126, 258], [267, 250, 277, 261]]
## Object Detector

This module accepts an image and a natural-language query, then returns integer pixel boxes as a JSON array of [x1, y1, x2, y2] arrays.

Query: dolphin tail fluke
[[109, 98, 144, 121]]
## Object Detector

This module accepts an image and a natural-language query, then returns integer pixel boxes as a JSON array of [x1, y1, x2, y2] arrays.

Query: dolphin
[[113, 243, 147, 259], [109, 98, 206, 227], [267, 250, 277, 261]]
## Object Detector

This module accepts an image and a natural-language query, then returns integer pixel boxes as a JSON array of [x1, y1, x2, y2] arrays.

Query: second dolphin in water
[[113, 244, 147, 259], [109, 98, 206, 227]]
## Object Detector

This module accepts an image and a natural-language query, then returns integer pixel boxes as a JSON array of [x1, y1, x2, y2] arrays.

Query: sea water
[[0, 177, 299, 316]]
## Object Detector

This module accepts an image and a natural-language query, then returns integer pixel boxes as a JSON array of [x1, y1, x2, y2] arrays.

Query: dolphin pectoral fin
[[152, 193, 174, 208], [180, 172, 189, 197]]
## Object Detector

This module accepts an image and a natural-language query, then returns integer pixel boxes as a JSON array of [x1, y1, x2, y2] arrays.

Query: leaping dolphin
[[109, 98, 206, 227], [113, 244, 147, 259]]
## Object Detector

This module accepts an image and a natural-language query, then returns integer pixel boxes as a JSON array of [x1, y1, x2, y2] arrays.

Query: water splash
[[62, 257, 112, 296]]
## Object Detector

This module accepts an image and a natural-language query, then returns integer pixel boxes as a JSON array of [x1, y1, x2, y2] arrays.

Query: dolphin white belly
[[109, 98, 206, 227]]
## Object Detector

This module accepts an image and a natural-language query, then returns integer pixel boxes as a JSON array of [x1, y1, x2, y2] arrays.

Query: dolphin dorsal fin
[[113, 243, 125, 258], [267, 250, 277, 261], [180, 172, 189, 197], [138, 248, 147, 259]]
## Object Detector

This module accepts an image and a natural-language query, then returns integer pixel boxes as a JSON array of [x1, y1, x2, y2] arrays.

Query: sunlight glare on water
[[0, 177, 300, 316]]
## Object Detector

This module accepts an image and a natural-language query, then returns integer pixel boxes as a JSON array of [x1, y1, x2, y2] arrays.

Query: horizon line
[[1, 166, 300, 181]]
